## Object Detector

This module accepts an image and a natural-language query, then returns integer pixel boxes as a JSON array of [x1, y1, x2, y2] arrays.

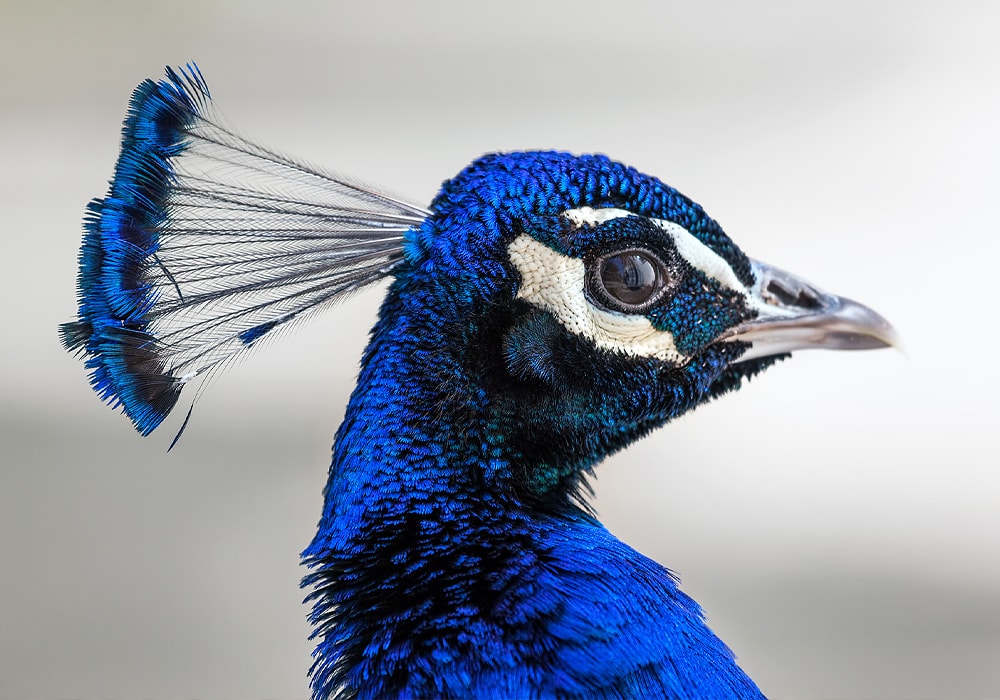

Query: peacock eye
[[586, 248, 671, 313]]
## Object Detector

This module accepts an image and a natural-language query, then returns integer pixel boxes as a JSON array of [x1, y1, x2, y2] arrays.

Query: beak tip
[[834, 296, 902, 355], [882, 324, 907, 357]]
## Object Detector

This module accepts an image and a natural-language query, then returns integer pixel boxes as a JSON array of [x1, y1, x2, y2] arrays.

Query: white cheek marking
[[508, 233, 685, 364]]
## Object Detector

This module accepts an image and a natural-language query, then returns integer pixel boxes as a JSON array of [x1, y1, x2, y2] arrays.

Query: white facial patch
[[507, 208, 758, 363], [508, 233, 685, 363]]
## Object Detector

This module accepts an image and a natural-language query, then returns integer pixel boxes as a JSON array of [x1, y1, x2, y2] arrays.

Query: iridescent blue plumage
[[299, 150, 780, 698], [64, 66, 896, 699], [61, 66, 211, 434], [62, 65, 421, 438]]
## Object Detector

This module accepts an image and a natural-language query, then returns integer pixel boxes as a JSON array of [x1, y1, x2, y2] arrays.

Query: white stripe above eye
[[508, 233, 686, 364], [562, 207, 749, 296]]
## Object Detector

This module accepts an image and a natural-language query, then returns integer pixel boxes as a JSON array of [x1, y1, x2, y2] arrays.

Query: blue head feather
[[65, 66, 895, 699], [61, 66, 211, 434], [62, 65, 421, 438]]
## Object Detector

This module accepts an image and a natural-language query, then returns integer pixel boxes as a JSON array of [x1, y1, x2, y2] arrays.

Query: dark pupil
[[601, 253, 660, 305]]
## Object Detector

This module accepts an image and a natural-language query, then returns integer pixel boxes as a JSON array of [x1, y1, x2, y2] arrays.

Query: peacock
[[62, 65, 896, 699]]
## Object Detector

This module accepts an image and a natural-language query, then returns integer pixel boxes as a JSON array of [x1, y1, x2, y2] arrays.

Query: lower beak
[[723, 260, 899, 362]]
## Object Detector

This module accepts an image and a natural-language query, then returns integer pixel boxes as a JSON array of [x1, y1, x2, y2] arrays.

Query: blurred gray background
[[2, 1, 998, 697]]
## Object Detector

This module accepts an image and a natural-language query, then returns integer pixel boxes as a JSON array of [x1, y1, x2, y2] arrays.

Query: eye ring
[[585, 247, 673, 314]]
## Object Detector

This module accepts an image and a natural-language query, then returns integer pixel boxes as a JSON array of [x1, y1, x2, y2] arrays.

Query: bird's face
[[508, 206, 756, 369], [408, 152, 894, 497]]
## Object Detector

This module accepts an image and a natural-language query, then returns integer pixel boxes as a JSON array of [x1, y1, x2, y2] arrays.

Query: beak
[[723, 260, 900, 362]]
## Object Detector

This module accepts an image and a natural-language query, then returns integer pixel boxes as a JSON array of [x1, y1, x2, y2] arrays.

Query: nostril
[[764, 279, 822, 310]]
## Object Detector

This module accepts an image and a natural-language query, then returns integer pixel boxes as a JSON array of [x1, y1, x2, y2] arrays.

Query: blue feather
[[62, 64, 424, 436], [60, 66, 210, 433], [64, 66, 896, 699]]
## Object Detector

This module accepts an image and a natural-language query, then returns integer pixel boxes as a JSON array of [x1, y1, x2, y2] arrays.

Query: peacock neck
[[308, 276, 551, 556], [300, 276, 765, 700]]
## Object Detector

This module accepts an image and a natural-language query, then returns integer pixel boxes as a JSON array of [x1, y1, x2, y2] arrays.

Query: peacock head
[[399, 151, 896, 495]]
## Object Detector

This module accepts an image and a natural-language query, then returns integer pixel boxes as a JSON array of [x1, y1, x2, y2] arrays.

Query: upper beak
[[723, 259, 900, 362]]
